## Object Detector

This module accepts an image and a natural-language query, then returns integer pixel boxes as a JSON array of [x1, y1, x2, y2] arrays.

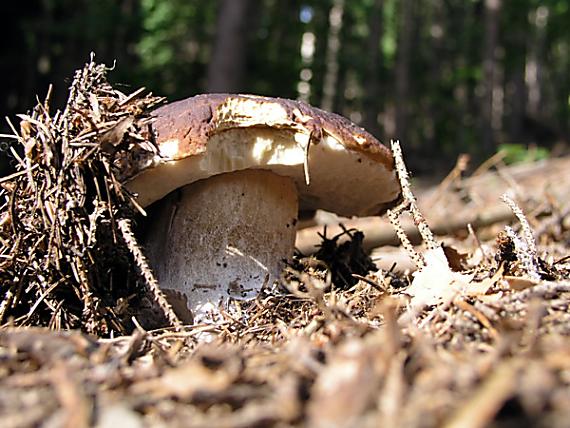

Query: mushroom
[[126, 94, 401, 323]]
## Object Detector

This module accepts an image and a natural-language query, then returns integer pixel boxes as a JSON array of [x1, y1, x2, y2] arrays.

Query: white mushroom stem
[[145, 169, 298, 323]]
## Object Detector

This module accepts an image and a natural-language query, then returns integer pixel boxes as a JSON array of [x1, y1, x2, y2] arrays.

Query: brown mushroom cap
[[126, 94, 401, 217]]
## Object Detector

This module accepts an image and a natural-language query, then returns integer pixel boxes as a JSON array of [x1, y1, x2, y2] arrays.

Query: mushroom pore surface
[[145, 169, 298, 323]]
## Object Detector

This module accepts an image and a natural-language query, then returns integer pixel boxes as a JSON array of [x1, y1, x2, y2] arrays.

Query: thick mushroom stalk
[[145, 169, 298, 323]]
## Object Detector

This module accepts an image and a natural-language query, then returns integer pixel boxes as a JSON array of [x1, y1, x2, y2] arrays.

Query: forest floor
[[1, 61, 569, 428], [2, 155, 570, 428]]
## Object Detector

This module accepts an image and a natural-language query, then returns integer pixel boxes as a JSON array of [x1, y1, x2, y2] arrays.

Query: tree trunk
[[395, 0, 413, 143], [481, 0, 502, 154], [506, 3, 529, 144], [206, 0, 252, 93], [362, 0, 384, 137], [526, 5, 547, 120], [320, 0, 345, 112], [421, 0, 444, 156]]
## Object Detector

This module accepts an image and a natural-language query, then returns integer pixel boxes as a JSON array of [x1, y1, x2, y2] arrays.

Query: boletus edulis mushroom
[[126, 94, 401, 323]]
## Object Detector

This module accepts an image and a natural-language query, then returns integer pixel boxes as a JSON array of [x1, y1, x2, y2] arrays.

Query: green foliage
[[498, 144, 550, 165], [136, 0, 216, 97]]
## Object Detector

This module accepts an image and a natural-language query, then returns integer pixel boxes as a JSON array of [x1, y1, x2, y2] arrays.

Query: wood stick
[[295, 205, 514, 254], [297, 157, 570, 254]]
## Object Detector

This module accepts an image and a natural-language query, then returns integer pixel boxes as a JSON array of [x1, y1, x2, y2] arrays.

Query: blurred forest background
[[1, 0, 569, 174]]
